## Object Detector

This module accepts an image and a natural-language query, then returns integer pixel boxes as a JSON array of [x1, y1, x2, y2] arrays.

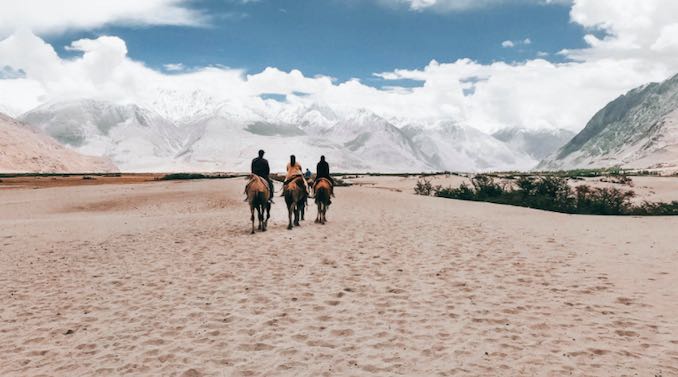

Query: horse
[[245, 174, 271, 234], [314, 178, 332, 224], [283, 175, 307, 230]]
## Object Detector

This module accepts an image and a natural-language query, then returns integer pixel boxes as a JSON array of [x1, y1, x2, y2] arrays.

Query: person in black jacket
[[251, 149, 274, 202], [314, 155, 335, 197]]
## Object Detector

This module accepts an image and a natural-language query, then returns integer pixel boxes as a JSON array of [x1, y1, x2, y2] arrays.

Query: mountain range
[[13, 97, 570, 173], [11, 71, 678, 174]]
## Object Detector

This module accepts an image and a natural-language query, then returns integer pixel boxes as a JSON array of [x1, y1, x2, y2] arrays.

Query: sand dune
[[1, 177, 677, 376]]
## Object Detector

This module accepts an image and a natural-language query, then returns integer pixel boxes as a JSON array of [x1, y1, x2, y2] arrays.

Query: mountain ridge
[[539, 73, 678, 170]]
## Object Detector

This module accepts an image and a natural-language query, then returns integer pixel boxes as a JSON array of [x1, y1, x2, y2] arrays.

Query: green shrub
[[427, 173, 675, 216], [575, 186, 635, 215], [435, 182, 475, 200], [414, 178, 434, 196], [629, 201, 678, 216], [470, 175, 504, 198]]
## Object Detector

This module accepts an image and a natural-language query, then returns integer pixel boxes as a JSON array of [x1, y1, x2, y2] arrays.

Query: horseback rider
[[251, 149, 274, 203], [315, 155, 335, 198], [284, 155, 308, 196]]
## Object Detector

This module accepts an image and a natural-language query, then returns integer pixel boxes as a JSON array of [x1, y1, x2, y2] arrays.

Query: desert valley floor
[[1, 176, 677, 376]]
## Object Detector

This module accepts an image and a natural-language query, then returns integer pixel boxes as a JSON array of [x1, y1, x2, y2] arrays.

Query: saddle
[[282, 175, 308, 197], [283, 175, 305, 188], [245, 174, 270, 196], [313, 177, 332, 190]]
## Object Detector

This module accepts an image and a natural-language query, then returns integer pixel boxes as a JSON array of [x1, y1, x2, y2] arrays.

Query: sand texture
[[1, 176, 677, 376]]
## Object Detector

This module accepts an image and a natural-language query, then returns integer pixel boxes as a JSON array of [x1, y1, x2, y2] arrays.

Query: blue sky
[[2, 0, 676, 133], [44, 0, 586, 82]]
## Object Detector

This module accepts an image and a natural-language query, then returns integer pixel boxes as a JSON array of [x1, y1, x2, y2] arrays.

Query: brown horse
[[314, 178, 332, 224], [283, 176, 306, 229], [245, 174, 271, 234]]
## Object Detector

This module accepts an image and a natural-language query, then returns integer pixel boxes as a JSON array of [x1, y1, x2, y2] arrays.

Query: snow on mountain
[[539, 73, 678, 170], [13, 95, 543, 173], [403, 121, 538, 171], [0, 112, 117, 173], [175, 111, 386, 173], [492, 127, 575, 160], [140, 88, 222, 124], [324, 110, 431, 172], [19, 100, 184, 172]]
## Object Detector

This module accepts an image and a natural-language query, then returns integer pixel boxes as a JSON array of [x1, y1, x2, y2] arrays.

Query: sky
[[40, 0, 585, 81], [1, 0, 678, 133]]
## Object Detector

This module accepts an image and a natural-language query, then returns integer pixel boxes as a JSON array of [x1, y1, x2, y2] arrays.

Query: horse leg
[[250, 205, 255, 234], [257, 205, 263, 230], [294, 203, 300, 227], [315, 202, 321, 223], [287, 203, 294, 230], [300, 199, 305, 221], [263, 203, 270, 231]]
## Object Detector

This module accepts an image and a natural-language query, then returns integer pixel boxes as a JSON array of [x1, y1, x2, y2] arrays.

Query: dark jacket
[[316, 160, 330, 179], [251, 157, 270, 178]]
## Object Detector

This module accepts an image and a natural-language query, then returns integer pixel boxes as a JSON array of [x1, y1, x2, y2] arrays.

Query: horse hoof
[[287, 225, 293, 230]]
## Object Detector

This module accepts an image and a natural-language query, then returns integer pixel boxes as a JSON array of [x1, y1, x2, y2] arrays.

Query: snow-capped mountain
[[325, 110, 430, 171], [140, 88, 222, 124], [492, 127, 575, 160], [15, 96, 542, 173], [403, 121, 538, 171], [0, 113, 117, 173], [539, 73, 678, 170], [19, 100, 185, 171]]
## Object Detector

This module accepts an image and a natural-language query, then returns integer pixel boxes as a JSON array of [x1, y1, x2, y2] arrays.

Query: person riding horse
[[283, 155, 309, 196], [251, 149, 274, 203], [314, 155, 335, 200]]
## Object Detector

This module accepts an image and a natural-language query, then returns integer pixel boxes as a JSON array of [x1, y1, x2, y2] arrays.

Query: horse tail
[[315, 186, 329, 205], [254, 191, 265, 208]]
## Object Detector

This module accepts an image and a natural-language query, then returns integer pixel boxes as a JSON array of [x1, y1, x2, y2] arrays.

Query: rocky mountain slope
[[539, 73, 678, 170], [0, 113, 117, 173]]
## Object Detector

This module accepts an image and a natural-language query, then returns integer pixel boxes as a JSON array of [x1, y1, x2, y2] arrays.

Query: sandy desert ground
[[1, 175, 678, 376]]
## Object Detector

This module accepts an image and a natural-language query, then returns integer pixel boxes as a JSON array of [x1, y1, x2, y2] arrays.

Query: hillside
[[0, 113, 117, 173], [539, 74, 678, 170]]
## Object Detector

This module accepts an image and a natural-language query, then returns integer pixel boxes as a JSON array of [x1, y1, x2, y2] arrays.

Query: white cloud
[[502, 38, 532, 48], [163, 63, 186, 72], [0, 0, 208, 36], [380, 0, 571, 12], [0, 0, 677, 136]]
